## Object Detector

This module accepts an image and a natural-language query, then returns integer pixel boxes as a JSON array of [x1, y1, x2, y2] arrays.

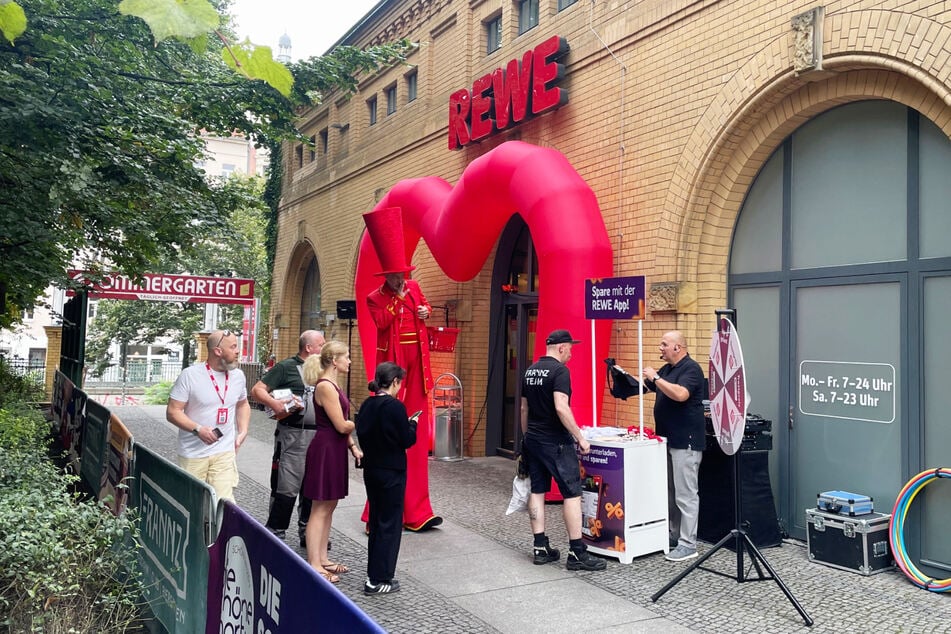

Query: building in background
[[199, 133, 270, 180], [0, 289, 60, 368]]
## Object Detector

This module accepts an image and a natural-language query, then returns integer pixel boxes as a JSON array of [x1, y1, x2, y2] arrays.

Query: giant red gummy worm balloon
[[356, 141, 614, 425]]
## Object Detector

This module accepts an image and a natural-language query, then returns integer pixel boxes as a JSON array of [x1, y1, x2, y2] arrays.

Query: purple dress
[[301, 379, 351, 501]]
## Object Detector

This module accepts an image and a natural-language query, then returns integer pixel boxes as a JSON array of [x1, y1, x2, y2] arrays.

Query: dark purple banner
[[207, 502, 383, 633], [585, 276, 646, 320], [579, 445, 627, 552]]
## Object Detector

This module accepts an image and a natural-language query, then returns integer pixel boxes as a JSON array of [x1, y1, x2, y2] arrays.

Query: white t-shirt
[[169, 363, 248, 458]]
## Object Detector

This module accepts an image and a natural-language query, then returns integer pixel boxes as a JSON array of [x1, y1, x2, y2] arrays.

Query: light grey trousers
[[667, 447, 703, 549]]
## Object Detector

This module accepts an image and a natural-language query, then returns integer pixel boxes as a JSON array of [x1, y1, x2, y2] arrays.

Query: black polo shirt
[[649, 354, 706, 450]]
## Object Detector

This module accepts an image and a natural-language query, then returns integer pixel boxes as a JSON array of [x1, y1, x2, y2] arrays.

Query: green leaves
[[0, 1, 26, 45], [223, 39, 293, 97], [1, 0, 412, 328], [118, 0, 219, 43]]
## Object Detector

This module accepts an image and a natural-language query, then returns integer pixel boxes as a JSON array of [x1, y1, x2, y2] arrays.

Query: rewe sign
[[448, 35, 569, 150]]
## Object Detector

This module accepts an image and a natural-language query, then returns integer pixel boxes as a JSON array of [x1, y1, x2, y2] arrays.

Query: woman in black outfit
[[356, 362, 418, 594]]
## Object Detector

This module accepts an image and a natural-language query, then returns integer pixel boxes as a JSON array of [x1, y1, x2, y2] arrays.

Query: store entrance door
[[499, 302, 537, 456], [788, 278, 903, 536], [487, 215, 539, 457]]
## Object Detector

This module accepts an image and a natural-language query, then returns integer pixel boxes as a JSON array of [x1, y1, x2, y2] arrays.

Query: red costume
[[360, 207, 442, 531]]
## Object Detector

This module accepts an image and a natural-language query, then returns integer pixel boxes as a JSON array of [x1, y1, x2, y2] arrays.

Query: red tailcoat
[[366, 280, 434, 392], [362, 279, 438, 530]]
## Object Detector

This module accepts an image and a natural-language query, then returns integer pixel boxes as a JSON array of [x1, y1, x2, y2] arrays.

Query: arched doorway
[[299, 255, 322, 332], [730, 100, 951, 572], [487, 215, 539, 457]]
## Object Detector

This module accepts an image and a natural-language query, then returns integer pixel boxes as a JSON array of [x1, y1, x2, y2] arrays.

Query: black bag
[[515, 445, 530, 478], [605, 358, 642, 400]]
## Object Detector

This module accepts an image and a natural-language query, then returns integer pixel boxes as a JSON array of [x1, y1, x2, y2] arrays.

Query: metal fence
[[2, 358, 47, 384], [85, 361, 186, 386], [3, 356, 266, 404], [84, 361, 266, 389]]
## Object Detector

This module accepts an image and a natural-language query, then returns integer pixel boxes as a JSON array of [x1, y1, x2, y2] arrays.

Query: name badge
[[217, 407, 228, 425]]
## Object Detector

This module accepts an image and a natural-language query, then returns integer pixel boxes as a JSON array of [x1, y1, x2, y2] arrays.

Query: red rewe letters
[[448, 35, 569, 150], [494, 50, 534, 129]]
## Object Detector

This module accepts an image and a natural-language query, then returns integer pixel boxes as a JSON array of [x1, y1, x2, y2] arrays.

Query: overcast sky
[[229, 0, 382, 61]]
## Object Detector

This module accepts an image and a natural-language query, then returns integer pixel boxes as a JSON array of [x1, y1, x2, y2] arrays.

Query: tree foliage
[[85, 175, 272, 371], [0, 0, 412, 328]]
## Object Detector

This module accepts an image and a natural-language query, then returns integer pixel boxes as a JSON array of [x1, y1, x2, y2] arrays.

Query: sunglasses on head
[[209, 329, 234, 349]]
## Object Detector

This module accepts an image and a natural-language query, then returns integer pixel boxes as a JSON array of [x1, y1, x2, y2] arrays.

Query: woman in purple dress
[[301, 340, 363, 582]]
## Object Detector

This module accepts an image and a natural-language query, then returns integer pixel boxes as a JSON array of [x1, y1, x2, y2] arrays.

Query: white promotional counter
[[578, 433, 669, 563]]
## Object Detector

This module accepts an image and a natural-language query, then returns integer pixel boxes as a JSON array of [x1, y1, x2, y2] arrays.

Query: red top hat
[[363, 206, 416, 276]]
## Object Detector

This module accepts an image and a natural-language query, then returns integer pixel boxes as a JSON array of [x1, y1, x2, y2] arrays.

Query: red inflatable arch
[[356, 141, 613, 426]]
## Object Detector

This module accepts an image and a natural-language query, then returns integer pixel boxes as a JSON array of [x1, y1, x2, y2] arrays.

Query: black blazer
[[356, 394, 417, 470]]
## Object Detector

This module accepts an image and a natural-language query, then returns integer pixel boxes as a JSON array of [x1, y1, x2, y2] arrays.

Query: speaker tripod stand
[[650, 449, 813, 626]]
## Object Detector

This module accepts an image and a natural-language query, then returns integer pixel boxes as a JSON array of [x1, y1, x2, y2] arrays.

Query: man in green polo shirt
[[251, 330, 325, 547]]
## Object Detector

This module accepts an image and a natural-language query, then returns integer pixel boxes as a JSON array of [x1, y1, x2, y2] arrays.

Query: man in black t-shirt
[[251, 330, 325, 547], [643, 331, 706, 562], [520, 330, 606, 572]]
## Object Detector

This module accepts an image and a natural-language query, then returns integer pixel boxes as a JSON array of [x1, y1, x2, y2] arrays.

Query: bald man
[[643, 331, 706, 562], [252, 329, 325, 547]]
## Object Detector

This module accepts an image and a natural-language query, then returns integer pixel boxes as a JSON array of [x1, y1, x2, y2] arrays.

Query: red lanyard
[[205, 362, 229, 405]]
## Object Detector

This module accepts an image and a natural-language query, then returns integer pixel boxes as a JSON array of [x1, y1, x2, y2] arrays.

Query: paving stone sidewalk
[[115, 406, 950, 634]]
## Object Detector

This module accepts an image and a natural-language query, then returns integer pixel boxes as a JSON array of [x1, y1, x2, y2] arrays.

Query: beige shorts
[[178, 451, 239, 502]]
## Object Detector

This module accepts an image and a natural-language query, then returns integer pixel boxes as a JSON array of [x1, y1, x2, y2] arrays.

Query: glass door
[[488, 214, 539, 456], [789, 278, 903, 535], [500, 303, 537, 455]]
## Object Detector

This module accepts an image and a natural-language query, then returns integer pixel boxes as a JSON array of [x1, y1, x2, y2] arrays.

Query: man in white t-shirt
[[166, 329, 250, 501]]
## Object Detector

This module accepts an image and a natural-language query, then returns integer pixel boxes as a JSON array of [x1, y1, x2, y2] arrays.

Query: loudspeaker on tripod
[[336, 300, 357, 320]]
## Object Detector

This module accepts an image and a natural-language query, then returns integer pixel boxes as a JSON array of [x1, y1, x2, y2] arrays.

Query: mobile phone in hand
[[213, 428, 223, 438], [408, 410, 422, 423]]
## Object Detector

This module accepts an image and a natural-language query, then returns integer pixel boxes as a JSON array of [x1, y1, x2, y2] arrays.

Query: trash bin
[[432, 373, 464, 461]]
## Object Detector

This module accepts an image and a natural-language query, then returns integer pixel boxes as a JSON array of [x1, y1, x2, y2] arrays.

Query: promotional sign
[[708, 316, 749, 456], [79, 399, 110, 497], [68, 270, 255, 306], [100, 414, 133, 516], [579, 447, 626, 553], [206, 502, 383, 633], [132, 445, 214, 634], [584, 276, 646, 320], [241, 300, 258, 362]]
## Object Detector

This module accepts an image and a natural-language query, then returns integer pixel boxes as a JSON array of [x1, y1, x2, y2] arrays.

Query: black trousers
[[364, 467, 407, 584]]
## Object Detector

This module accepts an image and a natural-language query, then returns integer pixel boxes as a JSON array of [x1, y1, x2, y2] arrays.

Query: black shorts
[[523, 434, 582, 498]]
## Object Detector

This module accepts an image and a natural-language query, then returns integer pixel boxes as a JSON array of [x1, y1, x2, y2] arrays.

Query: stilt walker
[[360, 207, 443, 532]]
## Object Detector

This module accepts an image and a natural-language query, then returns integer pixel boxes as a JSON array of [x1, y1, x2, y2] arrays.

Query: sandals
[[322, 561, 350, 574], [317, 570, 340, 583]]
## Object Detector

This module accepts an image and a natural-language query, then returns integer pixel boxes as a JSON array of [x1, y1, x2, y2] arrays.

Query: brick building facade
[[269, 0, 951, 559]]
